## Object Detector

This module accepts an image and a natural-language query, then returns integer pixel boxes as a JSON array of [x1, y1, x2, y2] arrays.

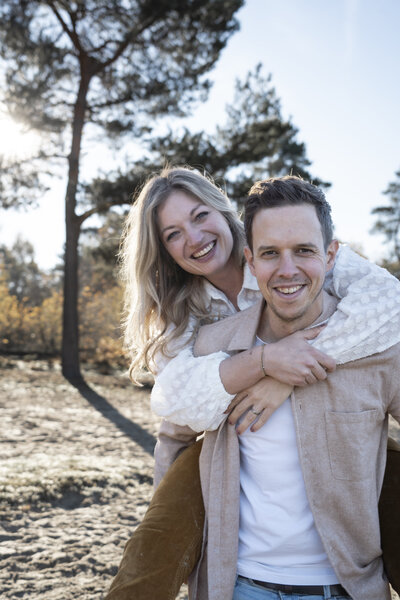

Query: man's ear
[[244, 245, 255, 275], [326, 239, 339, 272]]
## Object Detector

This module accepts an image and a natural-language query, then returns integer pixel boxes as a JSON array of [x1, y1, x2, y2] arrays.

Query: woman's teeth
[[193, 242, 215, 258]]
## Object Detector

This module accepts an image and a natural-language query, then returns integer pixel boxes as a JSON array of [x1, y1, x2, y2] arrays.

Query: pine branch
[[77, 197, 130, 225], [43, 1, 84, 55]]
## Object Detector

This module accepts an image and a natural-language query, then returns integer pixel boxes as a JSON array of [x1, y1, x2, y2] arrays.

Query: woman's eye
[[195, 211, 209, 221], [166, 231, 179, 242]]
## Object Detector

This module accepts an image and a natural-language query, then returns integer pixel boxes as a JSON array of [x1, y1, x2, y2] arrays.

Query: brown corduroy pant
[[105, 440, 204, 600]]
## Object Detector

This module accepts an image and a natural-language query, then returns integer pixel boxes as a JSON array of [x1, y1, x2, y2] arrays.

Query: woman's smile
[[191, 240, 217, 260]]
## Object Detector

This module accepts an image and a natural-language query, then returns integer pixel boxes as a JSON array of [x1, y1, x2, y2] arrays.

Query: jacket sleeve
[[151, 346, 234, 432], [153, 418, 199, 488], [313, 245, 400, 364], [387, 350, 400, 427]]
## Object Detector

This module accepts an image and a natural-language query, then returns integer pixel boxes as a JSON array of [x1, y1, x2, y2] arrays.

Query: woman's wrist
[[260, 344, 267, 378], [260, 342, 285, 381]]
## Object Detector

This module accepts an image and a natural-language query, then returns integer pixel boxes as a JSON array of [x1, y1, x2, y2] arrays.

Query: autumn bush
[[0, 274, 127, 368], [79, 284, 129, 369], [0, 273, 60, 354]]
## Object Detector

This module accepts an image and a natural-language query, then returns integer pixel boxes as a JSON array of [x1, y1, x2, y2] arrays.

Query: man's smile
[[274, 284, 304, 295]]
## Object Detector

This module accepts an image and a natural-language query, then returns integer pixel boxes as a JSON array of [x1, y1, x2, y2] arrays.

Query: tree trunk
[[62, 212, 82, 381], [61, 67, 91, 383]]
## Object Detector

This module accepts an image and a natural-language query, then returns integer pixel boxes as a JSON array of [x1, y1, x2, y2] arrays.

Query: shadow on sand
[[68, 377, 156, 456]]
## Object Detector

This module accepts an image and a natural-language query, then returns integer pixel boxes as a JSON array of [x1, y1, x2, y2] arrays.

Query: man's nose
[[276, 253, 298, 278]]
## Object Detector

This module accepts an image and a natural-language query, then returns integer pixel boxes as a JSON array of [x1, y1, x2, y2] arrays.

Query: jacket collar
[[225, 299, 265, 353]]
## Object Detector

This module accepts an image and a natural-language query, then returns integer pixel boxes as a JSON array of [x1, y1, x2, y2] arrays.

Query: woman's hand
[[262, 326, 336, 387], [219, 325, 335, 395], [226, 377, 293, 435]]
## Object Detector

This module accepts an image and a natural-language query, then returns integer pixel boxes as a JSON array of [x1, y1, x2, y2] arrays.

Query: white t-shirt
[[237, 342, 339, 585]]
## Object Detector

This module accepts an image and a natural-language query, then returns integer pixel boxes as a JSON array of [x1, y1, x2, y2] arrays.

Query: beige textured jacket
[[154, 297, 400, 600]]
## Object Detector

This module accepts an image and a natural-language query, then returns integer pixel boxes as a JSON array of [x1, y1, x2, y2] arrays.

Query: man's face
[[244, 204, 338, 338]]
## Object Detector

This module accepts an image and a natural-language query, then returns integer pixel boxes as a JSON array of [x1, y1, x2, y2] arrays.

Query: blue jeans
[[233, 576, 352, 600]]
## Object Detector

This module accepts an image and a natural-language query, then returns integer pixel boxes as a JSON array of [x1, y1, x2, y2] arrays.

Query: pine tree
[[371, 168, 400, 276], [0, 0, 243, 381], [81, 65, 329, 244], [145, 65, 329, 204]]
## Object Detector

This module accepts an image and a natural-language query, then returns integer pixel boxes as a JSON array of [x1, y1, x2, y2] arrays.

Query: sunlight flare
[[0, 114, 41, 159]]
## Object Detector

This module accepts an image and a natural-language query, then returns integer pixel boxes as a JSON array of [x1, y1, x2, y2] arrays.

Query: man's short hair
[[244, 176, 334, 250]]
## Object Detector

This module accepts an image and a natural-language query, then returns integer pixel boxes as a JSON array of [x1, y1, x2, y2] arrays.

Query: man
[[187, 177, 400, 599]]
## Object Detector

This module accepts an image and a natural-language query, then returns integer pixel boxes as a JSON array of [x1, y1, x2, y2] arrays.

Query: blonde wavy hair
[[120, 166, 245, 381]]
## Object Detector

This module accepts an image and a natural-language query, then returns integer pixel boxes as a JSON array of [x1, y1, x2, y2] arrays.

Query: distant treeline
[[0, 235, 128, 369]]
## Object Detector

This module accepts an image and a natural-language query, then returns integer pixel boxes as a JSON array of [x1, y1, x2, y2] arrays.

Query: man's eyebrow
[[257, 245, 276, 252], [256, 242, 320, 252], [295, 242, 320, 250], [161, 203, 203, 234]]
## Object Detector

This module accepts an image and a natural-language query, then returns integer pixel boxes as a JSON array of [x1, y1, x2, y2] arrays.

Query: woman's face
[[157, 190, 234, 281]]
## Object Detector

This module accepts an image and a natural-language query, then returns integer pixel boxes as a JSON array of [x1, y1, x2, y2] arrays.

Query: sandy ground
[[1, 356, 399, 600], [0, 357, 187, 600]]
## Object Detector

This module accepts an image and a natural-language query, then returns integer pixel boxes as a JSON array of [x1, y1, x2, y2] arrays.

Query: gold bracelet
[[260, 344, 267, 377]]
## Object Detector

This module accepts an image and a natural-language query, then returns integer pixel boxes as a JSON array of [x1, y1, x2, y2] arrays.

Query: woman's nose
[[185, 226, 203, 247]]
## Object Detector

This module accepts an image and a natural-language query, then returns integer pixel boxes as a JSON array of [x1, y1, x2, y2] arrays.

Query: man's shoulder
[[342, 340, 400, 372], [358, 341, 400, 362], [194, 300, 263, 357], [373, 341, 400, 364]]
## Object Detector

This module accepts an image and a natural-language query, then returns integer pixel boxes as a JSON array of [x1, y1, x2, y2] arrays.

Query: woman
[[106, 167, 400, 599]]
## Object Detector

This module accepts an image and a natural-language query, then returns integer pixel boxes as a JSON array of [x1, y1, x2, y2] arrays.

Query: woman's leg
[[379, 436, 400, 594], [105, 439, 204, 600]]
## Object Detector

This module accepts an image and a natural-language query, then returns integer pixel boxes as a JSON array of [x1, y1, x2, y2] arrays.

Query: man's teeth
[[277, 285, 302, 294], [193, 242, 215, 258]]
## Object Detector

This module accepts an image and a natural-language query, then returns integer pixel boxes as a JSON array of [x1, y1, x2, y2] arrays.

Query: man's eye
[[261, 250, 277, 257], [298, 248, 313, 254]]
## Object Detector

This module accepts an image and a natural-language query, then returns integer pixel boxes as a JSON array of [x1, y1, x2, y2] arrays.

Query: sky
[[0, 0, 399, 269]]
